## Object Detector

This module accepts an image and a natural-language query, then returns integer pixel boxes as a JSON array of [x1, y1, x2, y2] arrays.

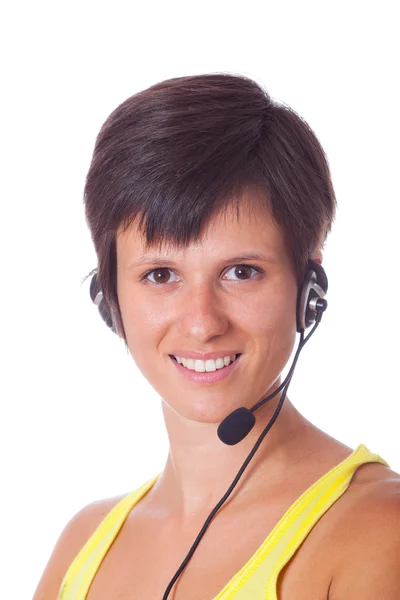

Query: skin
[[33, 189, 400, 599], [116, 191, 311, 516]]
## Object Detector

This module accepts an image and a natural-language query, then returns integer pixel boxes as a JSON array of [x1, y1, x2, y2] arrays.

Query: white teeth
[[207, 361, 217, 372], [185, 358, 195, 369], [174, 354, 238, 372], [195, 360, 206, 372]]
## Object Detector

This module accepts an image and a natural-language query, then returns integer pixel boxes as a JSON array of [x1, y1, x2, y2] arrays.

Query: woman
[[34, 73, 400, 599]]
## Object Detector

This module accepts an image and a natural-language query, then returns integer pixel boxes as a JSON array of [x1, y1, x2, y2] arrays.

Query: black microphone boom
[[217, 326, 309, 445]]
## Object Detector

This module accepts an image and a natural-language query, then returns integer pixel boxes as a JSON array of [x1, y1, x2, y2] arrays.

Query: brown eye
[[143, 268, 178, 284], [235, 266, 252, 279], [225, 265, 259, 281], [151, 268, 170, 283]]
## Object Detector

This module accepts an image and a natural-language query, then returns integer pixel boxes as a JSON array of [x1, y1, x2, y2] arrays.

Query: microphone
[[217, 407, 256, 446], [217, 338, 302, 445], [217, 298, 327, 446]]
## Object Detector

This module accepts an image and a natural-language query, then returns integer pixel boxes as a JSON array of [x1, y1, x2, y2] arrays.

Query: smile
[[169, 354, 242, 384], [171, 354, 240, 372]]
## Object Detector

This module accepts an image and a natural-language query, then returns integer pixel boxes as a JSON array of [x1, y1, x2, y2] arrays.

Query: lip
[[169, 350, 240, 360], [169, 353, 242, 384]]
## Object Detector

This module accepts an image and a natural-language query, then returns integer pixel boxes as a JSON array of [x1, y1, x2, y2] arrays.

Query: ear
[[311, 248, 323, 265]]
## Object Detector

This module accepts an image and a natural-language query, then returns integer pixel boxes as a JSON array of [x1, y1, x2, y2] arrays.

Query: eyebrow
[[128, 252, 277, 268]]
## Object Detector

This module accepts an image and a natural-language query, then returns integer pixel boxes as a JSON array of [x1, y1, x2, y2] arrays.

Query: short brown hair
[[84, 72, 336, 342]]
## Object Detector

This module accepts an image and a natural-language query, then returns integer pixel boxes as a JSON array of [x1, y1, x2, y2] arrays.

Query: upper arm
[[32, 496, 123, 600], [330, 478, 400, 599], [330, 544, 400, 599]]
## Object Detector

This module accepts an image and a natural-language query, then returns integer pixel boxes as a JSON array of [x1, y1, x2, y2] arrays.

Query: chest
[[85, 501, 334, 600]]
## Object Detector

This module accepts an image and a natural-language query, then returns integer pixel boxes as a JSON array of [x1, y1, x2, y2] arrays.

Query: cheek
[[242, 280, 298, 339], [118, 287, 171, 374], [121, 296, 164, 342], [120, 304, 162, 381], [241, 281, 298, 384]]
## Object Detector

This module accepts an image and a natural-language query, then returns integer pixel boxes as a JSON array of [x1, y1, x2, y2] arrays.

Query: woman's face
[[116, 191, 298, 423]]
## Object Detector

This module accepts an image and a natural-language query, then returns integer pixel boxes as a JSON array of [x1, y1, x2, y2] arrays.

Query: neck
[[154, 393, 313, 521]]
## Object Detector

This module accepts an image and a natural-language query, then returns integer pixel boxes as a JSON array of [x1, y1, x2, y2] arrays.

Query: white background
[[1, 1, 399, 598]]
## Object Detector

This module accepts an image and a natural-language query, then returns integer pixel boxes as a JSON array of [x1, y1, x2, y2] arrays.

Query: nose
[[177, 283, 229, 344]]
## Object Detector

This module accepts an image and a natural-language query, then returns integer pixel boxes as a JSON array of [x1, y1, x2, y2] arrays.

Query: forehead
[[116, 189, 289, 265]]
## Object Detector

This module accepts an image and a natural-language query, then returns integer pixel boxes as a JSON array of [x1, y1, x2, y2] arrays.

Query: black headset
[[88, 258, 328, 599]]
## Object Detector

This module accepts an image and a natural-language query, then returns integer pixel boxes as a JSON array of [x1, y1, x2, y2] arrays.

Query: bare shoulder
[[32, 493, 126, 600], [330, 463, 400, 599]]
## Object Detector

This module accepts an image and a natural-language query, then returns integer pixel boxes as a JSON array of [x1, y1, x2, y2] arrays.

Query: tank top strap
[[58, 474, 159, 600], [259, 443, 389, 598], [215, 444, 389, 600]]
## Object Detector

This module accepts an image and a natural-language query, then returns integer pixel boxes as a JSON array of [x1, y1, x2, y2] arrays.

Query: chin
[[161, 393, 241, 426]]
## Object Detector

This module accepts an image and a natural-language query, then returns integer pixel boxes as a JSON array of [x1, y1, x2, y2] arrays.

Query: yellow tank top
[[58, 443, 389, 600]]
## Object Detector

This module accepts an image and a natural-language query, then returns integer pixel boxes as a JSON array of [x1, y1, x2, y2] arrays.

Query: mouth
[[168, 353, 242, 384], [169, 353, 241, 369]]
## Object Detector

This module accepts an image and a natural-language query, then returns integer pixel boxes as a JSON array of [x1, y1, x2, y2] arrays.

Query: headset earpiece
[[296, 259, 328, 332], [89, 271, 101, 305], [309, 259, 328, 293], [89, 270, 116, 333]]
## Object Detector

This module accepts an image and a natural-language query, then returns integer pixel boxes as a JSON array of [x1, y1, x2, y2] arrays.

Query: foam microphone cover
[[217, 407, 256, 445]]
